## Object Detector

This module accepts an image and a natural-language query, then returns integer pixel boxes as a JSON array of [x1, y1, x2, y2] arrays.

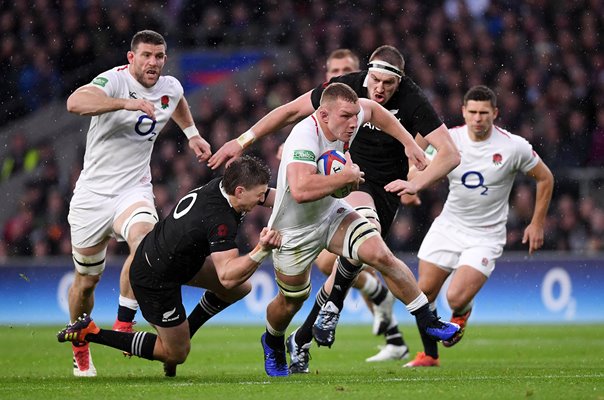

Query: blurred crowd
[[2, 0, 604, 259]]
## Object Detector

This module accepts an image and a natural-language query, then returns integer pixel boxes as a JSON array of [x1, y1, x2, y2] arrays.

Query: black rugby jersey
[[139, 177, 242, 284], [310, 71, 442, 186]]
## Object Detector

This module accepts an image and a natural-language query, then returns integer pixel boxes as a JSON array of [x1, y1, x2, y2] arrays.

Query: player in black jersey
[[57, 156, 281, 377], [209, 46, 459, 361]]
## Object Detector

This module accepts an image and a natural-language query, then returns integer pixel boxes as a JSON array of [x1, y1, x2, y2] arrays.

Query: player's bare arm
[[406, 124, 460, 192], [523, 160, 554, 254], [210, 228, 281, 289], [288, 152, 364, 203], [208, 91, 315, 169], [359, 98, 428, 172], [66, 85, 156, 118], [171, 96, 212, 163]]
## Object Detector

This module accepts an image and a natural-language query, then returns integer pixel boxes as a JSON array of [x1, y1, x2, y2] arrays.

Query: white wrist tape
[[183, 125, 201, 139], [236, 130, 256, 149], [249, 246, 271, 263]]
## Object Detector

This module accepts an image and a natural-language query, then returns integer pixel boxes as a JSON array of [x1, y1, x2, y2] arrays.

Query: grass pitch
[[1, 324, 603, 400]]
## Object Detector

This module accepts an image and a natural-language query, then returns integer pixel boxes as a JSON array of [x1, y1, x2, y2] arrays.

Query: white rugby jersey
[[75, 65, 184, 195], [441, 124, 539, 232], [268, 108, 364, 232]]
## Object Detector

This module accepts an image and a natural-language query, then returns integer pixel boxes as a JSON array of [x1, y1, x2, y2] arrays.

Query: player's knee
[[364, 246, 395, 272], [446, 290, 467, 311], [121, 206, 158, 245], [166, 343, 190, 365], [354, 206, 381, 232], [72, 248, 106, 276], [276, 277, 311, 302], [315, 259, 333, 276]]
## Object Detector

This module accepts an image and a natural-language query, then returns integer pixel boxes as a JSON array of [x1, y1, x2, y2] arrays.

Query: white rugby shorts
[[417, 216, 505, 277], [272, 201, 355, 276], [68, 183, 155, 248]]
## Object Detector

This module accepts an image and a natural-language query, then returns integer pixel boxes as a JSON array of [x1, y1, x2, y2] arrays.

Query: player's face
[[326, 57, 357, 81], [323, 99, 360, 142], [366, 71, 400, 104], [127, 43, 167, 88], [462, 100, 499, 141], [238, 184, 269, 212]]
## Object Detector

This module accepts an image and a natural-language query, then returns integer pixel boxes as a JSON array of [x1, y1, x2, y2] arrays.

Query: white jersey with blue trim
[[75, 65, 184, 196], [268, 108, 364, 232], [441, 124, 539, 233]]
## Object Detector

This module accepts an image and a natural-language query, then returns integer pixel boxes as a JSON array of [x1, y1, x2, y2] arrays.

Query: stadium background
[[0, 1, 603, 325]]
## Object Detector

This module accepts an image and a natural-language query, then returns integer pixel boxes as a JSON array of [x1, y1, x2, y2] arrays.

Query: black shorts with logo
[[129, 243, 187, 328]]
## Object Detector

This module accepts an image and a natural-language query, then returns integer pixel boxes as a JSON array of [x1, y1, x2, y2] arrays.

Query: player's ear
[[127, 51, 135, 64], [318, 107, 329, 123]]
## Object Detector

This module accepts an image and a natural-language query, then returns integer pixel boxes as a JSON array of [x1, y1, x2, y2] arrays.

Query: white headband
[[367, 60, 402, 77]]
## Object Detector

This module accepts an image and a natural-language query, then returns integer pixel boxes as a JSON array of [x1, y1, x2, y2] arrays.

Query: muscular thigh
[[69, 186, 118, 248], [130, 253, 186, 327]]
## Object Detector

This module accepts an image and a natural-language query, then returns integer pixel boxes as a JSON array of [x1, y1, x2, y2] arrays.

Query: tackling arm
[[210, 228, 281, 289], [208, 91, 316, 169]]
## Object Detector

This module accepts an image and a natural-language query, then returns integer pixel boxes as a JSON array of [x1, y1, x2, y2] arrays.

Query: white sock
[[119, 295, 139, 310]]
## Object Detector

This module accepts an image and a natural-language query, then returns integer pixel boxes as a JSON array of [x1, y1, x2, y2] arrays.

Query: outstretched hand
[[384, 179, 419, 196], [188, 136, 212, 163], [208, 139, 243, 170]]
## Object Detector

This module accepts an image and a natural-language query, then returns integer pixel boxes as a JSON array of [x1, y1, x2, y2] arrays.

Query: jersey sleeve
[[514, 135, 540, 173], [282, 121, 320, 168], [88, 68, 120, 97], [207, 214, 239, 254]]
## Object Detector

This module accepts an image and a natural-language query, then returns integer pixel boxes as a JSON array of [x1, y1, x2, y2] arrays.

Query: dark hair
[[222, 155, 271, 194], [369, 45, 405, 74], [131, 30, 166, 52], [320, 82, 359, 105], [327, 49, 360, 70], [464, 85, 497, 108]]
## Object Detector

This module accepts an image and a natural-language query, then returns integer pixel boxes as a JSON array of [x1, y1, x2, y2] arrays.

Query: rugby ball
[[317, 150, 353, 198]]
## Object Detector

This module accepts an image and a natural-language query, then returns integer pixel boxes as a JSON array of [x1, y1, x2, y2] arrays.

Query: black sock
[[369, 281, 389, 305], [384, 325, 405, 347], [295, 286, 329, 345], [327, 257, 362, 310], [188, 291, 233, 338], [87, 329, 157, 360], [264, 329, 285, 350], [414, 305, 438, 358], [117, 305, 136, 323]]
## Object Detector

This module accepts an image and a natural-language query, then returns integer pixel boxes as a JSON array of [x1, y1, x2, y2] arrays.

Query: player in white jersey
[[399, 85, 554, 367], [65, 30, 211, 377], [260, 83, 461, 377]]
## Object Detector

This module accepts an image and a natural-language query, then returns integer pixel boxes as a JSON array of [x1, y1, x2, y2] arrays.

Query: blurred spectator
[[1, 133, 38, 181]]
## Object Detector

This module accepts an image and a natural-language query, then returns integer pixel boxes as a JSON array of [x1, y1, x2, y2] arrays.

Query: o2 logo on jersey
[[461, 171, 488, 195], [135, 114, 158, 141]]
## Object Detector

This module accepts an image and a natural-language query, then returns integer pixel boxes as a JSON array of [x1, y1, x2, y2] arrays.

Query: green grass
[[1, 324, 603, 400]]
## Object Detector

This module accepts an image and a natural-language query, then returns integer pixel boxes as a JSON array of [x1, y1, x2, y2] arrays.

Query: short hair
[[464, 85, 497, 108], [131, 30, 167, 52], [319, 82, 359, 106], [369, 45, 405, 74], [326, 49, 360, 70], [222, 155, 271, 194]]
